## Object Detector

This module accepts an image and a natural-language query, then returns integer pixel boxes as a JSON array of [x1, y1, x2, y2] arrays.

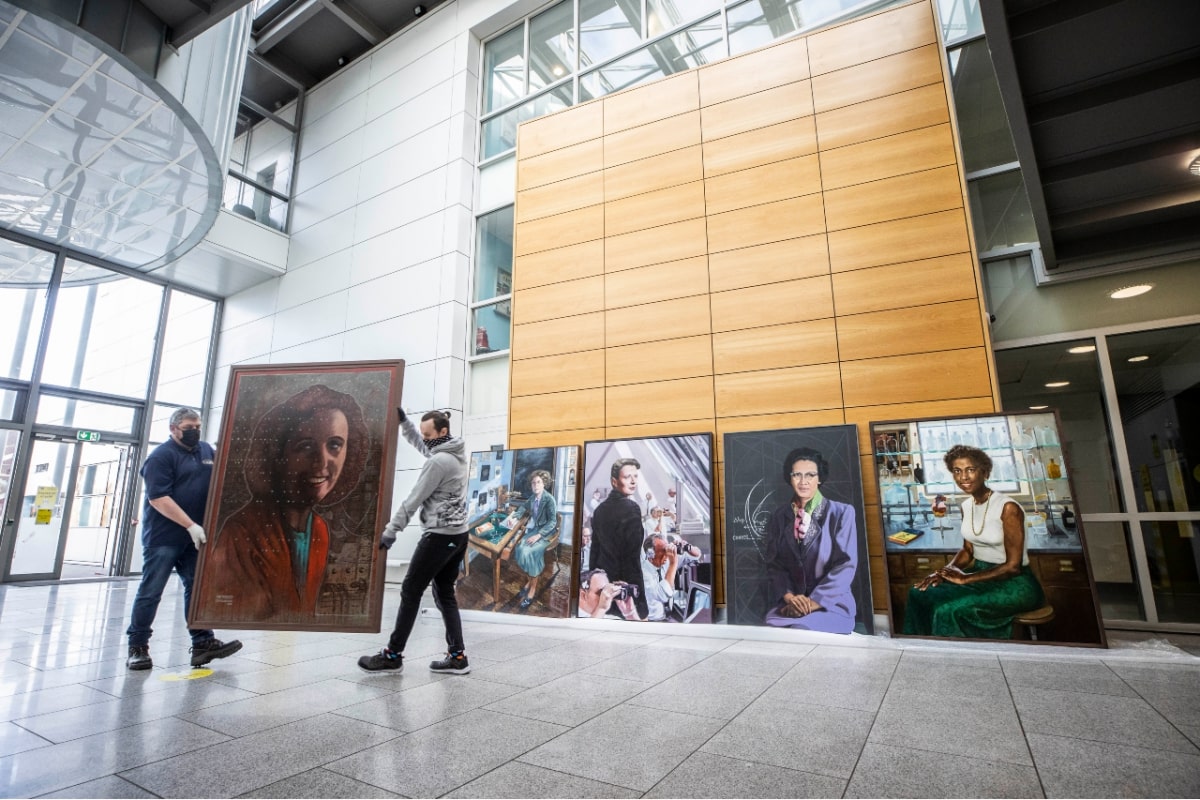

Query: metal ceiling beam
[[253, 0, 324, 53], [1053, 189, 1200, 231], [981, 1, 1059, 271], [167, 0, 256, 47], [1040, 130, 1200, 186], [319, 0, 384, 46], [247, 48, 314, 88]]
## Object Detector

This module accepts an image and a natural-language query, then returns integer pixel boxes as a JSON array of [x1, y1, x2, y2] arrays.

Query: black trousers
[[387, 531, 469, 654]]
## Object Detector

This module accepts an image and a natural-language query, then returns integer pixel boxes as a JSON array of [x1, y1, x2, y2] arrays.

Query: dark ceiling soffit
[[980, 1, 1059, 271], [247, 48, 314, 88], [254, 0, 324, 52], [319, 0, 384, 45], [167, 0, 256, 47]]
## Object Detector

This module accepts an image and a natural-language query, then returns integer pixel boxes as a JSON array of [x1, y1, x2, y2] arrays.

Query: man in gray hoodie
[[359, 409, 470, 674]]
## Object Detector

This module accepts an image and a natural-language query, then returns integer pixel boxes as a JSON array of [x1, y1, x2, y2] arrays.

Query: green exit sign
[[76, 430, 101, 442]]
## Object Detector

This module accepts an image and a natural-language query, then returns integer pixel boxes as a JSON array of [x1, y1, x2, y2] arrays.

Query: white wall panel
[[298, 91, 368, 160], [276, 249, 352, 312], [345, 258, 442, 327], [214, 315, 275, 365], [271, 290, 350, 351], [342, 306, 439, 364], [434, 355, 466, 409], [350, 216, 445, 286], [366, 40, 456, 123], [269, 333, 346, 365], [361, 81, 455, 161], [436, 301, 468, 360], [369, 2, 458, 87], [289, 167, 362, 234], [293, 129, 365, 196], [356, 119, 452, 204], [304, 59, 370, 126], [287, 207, 356, 269], [220, 277, 277, 329], [353, 167, 448, 244]]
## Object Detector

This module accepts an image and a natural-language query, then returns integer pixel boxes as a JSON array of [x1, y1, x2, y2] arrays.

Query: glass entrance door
[[5, 438, 134, 581]]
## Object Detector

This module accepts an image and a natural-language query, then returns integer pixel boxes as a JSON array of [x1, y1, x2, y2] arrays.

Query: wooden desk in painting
[[464, 508, 528, 605]]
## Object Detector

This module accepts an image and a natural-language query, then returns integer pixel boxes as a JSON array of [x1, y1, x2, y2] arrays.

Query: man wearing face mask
[[126, 408, 242, 671]]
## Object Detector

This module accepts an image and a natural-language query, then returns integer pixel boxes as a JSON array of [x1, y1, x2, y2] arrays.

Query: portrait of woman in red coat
[[199, 384, 370, 623]]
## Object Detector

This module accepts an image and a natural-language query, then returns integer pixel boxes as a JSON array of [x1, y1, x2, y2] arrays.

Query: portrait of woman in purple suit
[[763, 447, 859, 634]]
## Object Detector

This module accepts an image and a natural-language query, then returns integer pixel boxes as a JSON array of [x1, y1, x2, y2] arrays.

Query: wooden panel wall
[[509, 0, 999, 611]]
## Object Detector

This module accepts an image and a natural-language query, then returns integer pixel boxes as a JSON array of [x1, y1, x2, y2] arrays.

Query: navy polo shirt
[[140, 438, 215, 548]]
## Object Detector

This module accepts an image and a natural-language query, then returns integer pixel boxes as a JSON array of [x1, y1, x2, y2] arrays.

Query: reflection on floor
[[1, 579, 1198, 798]]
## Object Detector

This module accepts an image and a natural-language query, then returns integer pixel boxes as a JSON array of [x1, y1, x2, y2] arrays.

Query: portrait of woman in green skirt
[[904, 444, 1045, 638]]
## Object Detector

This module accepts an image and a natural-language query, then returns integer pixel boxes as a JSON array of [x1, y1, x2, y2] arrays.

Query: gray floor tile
[[761, 647, 898, 712], [0, 717, 229, 797], [335, 675, 521, 732], [178, 677, 395, 737], [845, 742, 1043, 798], [1029, 732, 1200, 798], [869, 685, 1032, 766], [889, 660, 1013, 702], [702, 699, 873, 779], [1127, 679, 1200, 728], [1102, 660, 1200, 687], [628, 654, 784, 720], [326, 708, 568, 797], [645, 751, 846, 798], [719, 640, 816, 659], [1181, 725, 1200, 748], [444, 760, 639, 798], [1012, 686, 1198, 755], [581, 644, 714, 683], [484, 671, 650, 726], [1, 657, 129, 698], [208, 653, 369, 694], [238, 639, 369, 667], [36, 774, 159, 799], [642, 635, 733, 653], [237, 767, 401, 798], [466, 634, 571, 663], [1001, 657, 1137, 697], [119, 713, 400, 798], [898, 650, 1001, 670], [470, 643, 609, 688], [0, 683, 118, 724], [0, 720, 50, 757], [16, 679, 257, 742], [521, 703, 724, 791]]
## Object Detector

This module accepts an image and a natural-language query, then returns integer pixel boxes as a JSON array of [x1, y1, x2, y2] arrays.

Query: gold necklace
[[970, 491, 993, 536]]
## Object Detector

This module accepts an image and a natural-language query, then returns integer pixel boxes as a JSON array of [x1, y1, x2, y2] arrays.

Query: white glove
[[187, 523, 206, 549]]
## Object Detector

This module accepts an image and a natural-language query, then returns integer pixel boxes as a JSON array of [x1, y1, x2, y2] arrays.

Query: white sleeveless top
[[958, 490, 1027, 566]]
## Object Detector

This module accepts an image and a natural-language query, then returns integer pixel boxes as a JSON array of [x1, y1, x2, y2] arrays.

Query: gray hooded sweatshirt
[[381, 418, 468, 547]]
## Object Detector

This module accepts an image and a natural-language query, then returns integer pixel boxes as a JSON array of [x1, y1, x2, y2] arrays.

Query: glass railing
[[222, 171, 289, 232]]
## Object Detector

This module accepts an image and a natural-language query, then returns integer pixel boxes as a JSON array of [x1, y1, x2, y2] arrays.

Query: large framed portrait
[[458, 446, 580, 617], [190, 360, 403, 632], [873, 411, 1106, 647], [579, 434, 713, 623], [723, 425, 873, 634]]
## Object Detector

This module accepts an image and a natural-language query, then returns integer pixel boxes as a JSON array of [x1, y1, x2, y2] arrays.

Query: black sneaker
[[190, 638, 243, 668], [429, 652, 470, 674], [358, 649, 403, 674], [127, 645, 152, 671]]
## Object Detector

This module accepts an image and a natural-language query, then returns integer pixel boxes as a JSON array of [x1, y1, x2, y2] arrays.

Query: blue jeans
[[126, 542, 214, 647]]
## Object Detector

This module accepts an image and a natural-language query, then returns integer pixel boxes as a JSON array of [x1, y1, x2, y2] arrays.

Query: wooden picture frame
[[189, 360, 403, 632], [873, 410, 1106, 647]]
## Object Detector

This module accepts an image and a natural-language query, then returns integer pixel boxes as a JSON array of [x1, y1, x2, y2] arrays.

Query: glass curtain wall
[[0, 231, 219, 580]]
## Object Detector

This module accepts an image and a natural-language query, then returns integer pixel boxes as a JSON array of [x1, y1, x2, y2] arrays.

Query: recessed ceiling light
[[1128, 355, 1150, 362], [551, 65, 565, 77], [1068, 345, 1096, 354], [1109, 284, 1153, 299], [1029, 405, 1049, 410], [1045, 381, 1070, 388], [1191, 155, 1200, 176]]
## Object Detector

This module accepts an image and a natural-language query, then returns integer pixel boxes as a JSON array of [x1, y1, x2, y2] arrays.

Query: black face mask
[[179, 428, 201, 448]]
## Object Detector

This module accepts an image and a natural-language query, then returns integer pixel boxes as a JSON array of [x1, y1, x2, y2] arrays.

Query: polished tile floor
[[1, 579, 1199, 798]]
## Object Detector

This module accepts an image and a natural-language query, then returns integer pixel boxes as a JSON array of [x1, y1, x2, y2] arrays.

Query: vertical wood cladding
[[509, 0, 998, 610]]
